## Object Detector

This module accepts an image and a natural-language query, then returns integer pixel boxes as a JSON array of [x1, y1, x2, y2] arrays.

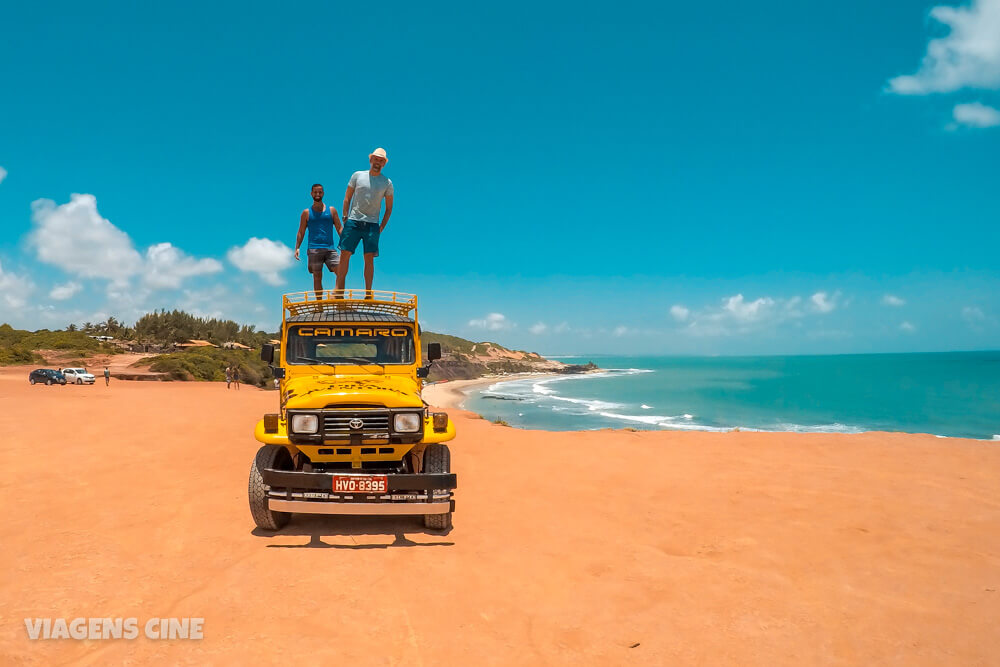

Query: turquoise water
[[462, 352, 1000, 440]]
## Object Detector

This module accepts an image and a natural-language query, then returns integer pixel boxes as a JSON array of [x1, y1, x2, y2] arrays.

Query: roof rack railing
[[282, 290, 418, 318]]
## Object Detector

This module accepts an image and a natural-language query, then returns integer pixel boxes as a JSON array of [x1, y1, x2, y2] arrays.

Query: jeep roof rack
[[282, 290, 418, 321]]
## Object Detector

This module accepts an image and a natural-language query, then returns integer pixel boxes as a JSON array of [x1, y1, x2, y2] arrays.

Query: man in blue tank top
[[336, 148, 394, 297], [294, 183, 343, 297]]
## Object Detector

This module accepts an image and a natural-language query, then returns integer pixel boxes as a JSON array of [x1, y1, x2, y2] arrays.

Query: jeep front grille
[[323, 410, 391, 437]]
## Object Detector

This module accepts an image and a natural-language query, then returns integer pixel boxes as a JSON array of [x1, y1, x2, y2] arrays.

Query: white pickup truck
[[62, 368, 96, 385]]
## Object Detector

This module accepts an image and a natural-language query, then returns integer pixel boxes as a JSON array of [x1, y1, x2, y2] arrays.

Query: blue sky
[[1, 0, 998, 355]]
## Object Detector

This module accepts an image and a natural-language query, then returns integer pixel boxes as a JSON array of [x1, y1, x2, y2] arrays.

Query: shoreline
[[422, 372, 561, 410]]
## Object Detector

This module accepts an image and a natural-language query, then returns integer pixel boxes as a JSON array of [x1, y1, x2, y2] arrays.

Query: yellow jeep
[[250, 290, 456, 530]]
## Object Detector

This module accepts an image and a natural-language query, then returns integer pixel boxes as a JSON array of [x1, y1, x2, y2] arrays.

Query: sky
[[1, 0, 998, 356]]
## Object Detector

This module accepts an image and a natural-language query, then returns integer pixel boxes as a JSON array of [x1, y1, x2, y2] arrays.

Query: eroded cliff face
[[425, 340, 597, 381]]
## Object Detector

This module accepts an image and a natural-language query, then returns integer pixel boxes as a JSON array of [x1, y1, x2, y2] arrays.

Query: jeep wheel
[[77, 378, 83, 385], [422, 444, 452, 530], [45, 379, 53, 386], [29, 378, 35, 385], [249, 445, 293, 531]]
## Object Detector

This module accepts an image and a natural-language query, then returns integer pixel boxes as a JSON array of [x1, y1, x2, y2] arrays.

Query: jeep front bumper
[[261, 469, 456, 515]]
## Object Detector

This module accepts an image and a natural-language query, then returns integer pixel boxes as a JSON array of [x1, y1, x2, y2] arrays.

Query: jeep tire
[[422, 444, 452, 530], [249, 444, 293, 531]]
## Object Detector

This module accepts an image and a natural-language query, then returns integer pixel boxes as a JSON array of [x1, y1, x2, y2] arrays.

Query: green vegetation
[[0, 323, 107, 365], [420, 331, 479, 356], [144, 347, 273, 387], [134, 310, 273, 347]]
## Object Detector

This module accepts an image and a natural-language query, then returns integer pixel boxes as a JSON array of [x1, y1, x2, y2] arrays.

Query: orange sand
[[1, 364, 999, 665]]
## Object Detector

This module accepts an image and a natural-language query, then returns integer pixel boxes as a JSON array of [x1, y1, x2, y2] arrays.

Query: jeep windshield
[[285, 324, 416, 365]]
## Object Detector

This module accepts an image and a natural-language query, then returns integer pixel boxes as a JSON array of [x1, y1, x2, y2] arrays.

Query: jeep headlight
[[393, 413, 421, 433], [290, 414, 319, 434]]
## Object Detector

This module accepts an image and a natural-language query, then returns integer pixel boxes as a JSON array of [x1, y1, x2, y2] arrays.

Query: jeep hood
[[283, 373, 423, 409]]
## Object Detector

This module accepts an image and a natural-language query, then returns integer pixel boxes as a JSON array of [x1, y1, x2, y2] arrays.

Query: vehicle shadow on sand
[[251, 514, 454, 549]]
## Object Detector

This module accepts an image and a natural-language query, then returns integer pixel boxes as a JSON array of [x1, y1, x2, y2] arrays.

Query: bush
[[145, 347, 272, 386], [0, 345, 43, 366], [0, 324, 112, 365]]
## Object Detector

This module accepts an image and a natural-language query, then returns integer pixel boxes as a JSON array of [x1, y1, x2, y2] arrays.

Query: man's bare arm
[[342, 185, 355, 223], [380, 193, 393, 232], [332, 208, 343, 234], [294, 210, 308, 260]]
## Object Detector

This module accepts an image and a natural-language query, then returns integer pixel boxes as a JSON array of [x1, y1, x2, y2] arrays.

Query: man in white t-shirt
[[336, 147, 394, 297]]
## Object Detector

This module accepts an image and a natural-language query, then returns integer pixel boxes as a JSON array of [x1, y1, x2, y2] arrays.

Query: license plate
[[333, 475, 388, 494]]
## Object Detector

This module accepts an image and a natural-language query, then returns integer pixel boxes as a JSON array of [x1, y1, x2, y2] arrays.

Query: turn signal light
[[432, 412, 448, 431], [263, 414, 280, 434]]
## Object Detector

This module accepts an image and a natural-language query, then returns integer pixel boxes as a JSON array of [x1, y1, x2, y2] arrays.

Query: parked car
[[62, 367, 96, 385], [29, 369, 67, 385]]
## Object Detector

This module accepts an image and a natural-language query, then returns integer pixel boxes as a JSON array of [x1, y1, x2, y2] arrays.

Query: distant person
[[104, 367, 110, 386], [225, 366, 233, 389], [232, 367, 241, 391], [295, 184, 343, 298], [336, 148, 394, 297]]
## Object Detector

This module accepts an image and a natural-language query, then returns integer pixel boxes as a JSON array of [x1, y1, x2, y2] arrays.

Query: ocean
[[462, 351, 1000, 440]]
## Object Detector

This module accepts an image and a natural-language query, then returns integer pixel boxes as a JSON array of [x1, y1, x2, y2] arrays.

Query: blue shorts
[[338, 219, 380, 256]]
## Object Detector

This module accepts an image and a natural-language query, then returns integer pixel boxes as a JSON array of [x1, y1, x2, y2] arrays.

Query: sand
[[1, 364, 999, 665]]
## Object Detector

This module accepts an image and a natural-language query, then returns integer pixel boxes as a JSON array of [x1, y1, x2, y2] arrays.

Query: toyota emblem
[[349, 418, 364, 430]]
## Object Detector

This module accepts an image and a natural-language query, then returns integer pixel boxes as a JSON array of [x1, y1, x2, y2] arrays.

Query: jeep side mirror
[[260, 344, 274, 363], [427, 343, 442, 361]]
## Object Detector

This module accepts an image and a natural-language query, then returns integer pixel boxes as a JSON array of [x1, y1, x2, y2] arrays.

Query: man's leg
[[312, 270, 323, 299], [335, 251, 353, 292], [364, 253, 376, 296], [307, 250, 324, 299]]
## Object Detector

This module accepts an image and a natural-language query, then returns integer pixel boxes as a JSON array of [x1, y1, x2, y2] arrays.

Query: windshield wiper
[[329, 356, 386, 370], [297, 357, 337, 366]]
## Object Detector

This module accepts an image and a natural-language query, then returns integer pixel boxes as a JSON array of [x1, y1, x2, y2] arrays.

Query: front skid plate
[[267, 499, 451, 515], [262, 469, 457, 491]]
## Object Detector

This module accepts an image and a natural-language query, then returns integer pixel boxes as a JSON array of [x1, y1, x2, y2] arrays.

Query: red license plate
[[333, 475, 388, 494]]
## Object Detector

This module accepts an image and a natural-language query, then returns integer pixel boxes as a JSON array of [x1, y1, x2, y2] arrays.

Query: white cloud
[[49, 281, 82, 301], [529, 322, 548, 334], [882, 294, 906, 307], [178, 285, 230, 320], [960, 306, 995, 331], [810, 291, 839, 314], [900, 321, 916, 333], [952, 101, 1000, 127], [0, 260, 35, 310], [144, 243, 223, 289], [468, 313, 512, 331], [669, 305, 689, 321], [721, 294, 775, 321], [888, 0, 1000, 94], [962, 305, 985, 323], [0, 166, 7, 185], [30, 194, 143, 285], [612, 325, 632, 337], [29, 194, 217, 291], [681, 291, 841, 337], [227, 237, 293, 286]]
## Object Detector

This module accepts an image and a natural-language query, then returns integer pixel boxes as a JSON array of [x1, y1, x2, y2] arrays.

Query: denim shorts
[[338, 219, 380, 256]]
